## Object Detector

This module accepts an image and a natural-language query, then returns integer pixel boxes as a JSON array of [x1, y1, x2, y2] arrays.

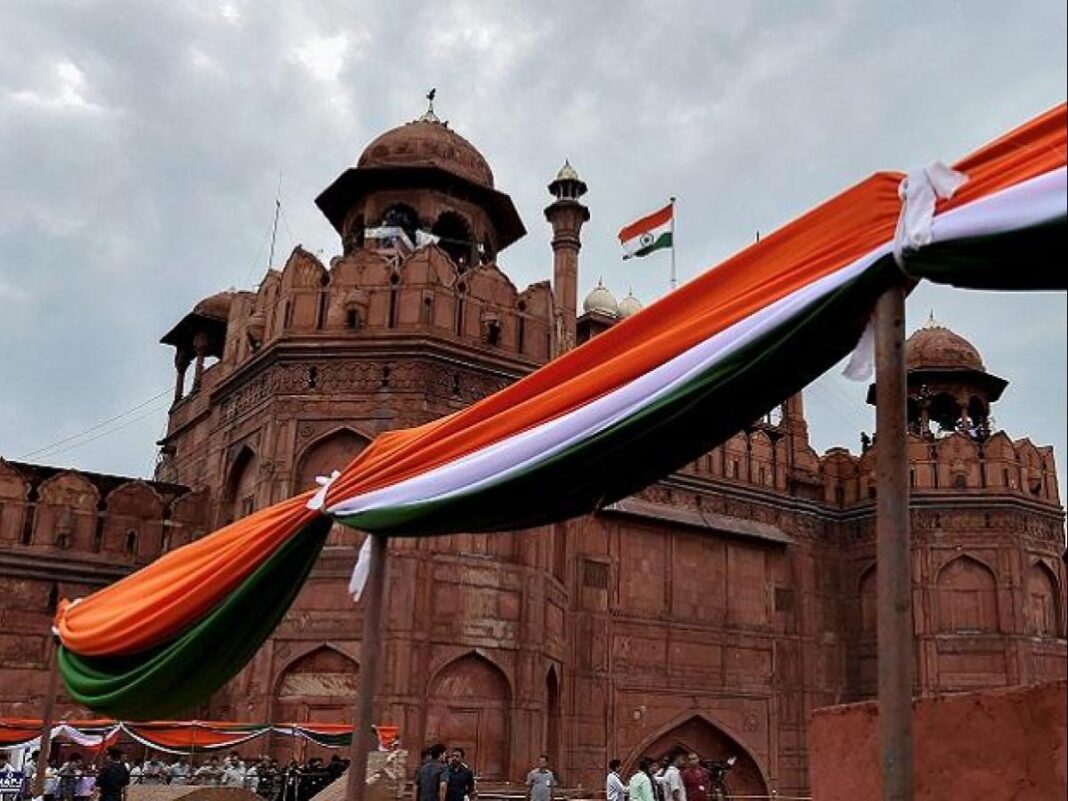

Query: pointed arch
[[936, 554, 998, 633], [272, 644, 359, 759], [1025, 561, 1061, 636], [293, 428, 372, 494], [224, 444, 259, 524], [625, 712, 769, 799], [858, 564, 877, 638], [431, 210, 474, 268], [545, 664, 561, 768], [426, 651, 511, 779]]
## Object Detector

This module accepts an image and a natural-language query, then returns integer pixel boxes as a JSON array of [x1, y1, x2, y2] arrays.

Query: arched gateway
[[630, 715, 769, 799]]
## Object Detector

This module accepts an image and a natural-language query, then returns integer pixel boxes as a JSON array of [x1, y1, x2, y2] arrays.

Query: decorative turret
[[545, 160, 590, 356], [315, 99, 525, 266], [867, 313, 1007, 440]]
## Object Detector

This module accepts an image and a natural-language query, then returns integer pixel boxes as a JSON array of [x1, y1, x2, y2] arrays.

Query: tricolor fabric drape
[[54, 104, 1067, 718], [0, 719, 382, 752]]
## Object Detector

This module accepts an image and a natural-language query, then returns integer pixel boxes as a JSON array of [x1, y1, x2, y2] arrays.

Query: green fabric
[[903, 217, 1066, 290], [627, 231, 673, 258], [59, 516, 331, 719], [337, 258, 899, 536]]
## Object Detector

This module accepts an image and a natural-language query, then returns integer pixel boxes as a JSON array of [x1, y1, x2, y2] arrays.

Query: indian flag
[[619, 202, 673, 259]]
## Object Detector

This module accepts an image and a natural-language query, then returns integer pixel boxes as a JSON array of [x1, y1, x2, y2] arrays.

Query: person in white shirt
[[606, 759, 627, 801], [660, 754, 686, 801]]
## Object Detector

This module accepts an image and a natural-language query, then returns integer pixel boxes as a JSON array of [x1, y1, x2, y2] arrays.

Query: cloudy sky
[[1, 1, 1065, 495]]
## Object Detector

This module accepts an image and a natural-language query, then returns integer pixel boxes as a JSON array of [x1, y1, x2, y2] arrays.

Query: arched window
[[936, 556, 998, 633], [1025, 563, 1061, 636], [545, 667, 561, 767], [431, 211, 473, 268], [381, 203, 419, 245], [859, 566, 877, 638], [225, 446, 259, 525], [124, 530, 138, 557]]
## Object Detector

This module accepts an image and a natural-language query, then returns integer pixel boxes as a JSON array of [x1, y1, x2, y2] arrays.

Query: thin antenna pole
[[268, 173, 282, 269], [669, 196, 677, 291]]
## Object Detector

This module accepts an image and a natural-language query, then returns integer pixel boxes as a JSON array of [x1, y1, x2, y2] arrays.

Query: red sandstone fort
[[1, 111, 1065, 798]]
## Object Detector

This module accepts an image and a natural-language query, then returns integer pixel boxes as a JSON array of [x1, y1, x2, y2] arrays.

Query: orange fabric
[[52, 104, 1066, 664], [619, 202, 673, 241], [55, 492, 320, 656], [323, 105, 1065, 513], [321, 172, 900, 511], [124, 725, 264, 748], [946, 103, 1066, 209]]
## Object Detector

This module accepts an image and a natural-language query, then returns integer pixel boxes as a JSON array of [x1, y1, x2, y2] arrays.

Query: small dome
[[193, 291, 234, 320], [555, 159, 581, 182], [618, 290, 643, 319], [906, 314, 985, 372], [583, 280, 618, 316], [357, 119, 494, 187]]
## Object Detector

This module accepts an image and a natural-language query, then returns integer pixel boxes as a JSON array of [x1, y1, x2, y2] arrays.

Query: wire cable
[[17, 389, 171, 460]]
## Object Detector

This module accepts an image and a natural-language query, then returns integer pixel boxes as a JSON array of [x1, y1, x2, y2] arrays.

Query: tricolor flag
[[619, 202, 674, 259], [51, 104, 1066, 719]]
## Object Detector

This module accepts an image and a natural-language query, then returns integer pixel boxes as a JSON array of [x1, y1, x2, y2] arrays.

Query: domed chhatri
[[583, 279, 618, 316], [618, 290, 643, 319], [905, 312, 985, 372], [357, 118, 495, 188], [316, 106, 525, 256], [192, 291, 234, 320]]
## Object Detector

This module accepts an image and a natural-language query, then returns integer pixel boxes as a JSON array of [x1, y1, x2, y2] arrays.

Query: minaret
[[544, 160, 589, 356]]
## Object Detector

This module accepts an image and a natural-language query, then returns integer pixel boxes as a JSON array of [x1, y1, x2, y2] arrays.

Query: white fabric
[[326, 249, 884, 520], [364, 226, 415, 252], [664, 765, 686, 801], [307, 469, 341, 511], [842, 316, 877, 381], [844, 164, 1064, 381], [17, 724, 119, 751], [349, 535, 373, 601], [893, 161, 968, 267], [325, 164, 1064, 516], [606, 771, 627, 801], [415, 230, 441, 248]]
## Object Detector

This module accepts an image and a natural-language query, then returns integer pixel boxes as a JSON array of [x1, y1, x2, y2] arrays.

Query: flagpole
[[874, 282, 914, 801], [345, 533, 389, 801], [669, 196, 677, 291]]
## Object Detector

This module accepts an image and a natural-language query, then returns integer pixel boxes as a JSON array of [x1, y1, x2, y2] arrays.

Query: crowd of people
[[609, 752, 736, 801], [2, 747, 349, 801]]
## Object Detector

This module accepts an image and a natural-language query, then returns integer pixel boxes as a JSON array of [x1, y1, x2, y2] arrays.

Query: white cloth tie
[[893, 161, 968, 267], [306, 469, 341, 511], [844, 162, 968, 381], [349, 536, 373, 602]]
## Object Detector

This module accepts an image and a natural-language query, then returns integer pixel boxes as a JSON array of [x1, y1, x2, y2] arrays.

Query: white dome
[[618, 291, 643, 319], [582, 280, 618, 316]]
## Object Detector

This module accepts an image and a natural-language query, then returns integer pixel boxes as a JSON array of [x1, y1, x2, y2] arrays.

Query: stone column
[[191, 330, 211, 393], [173, 347, 193, 404]]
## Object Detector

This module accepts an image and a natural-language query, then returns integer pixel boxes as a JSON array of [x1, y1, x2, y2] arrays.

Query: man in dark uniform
[[96, 748, 130, 801], [414, 744, 447, 801], [441, 748, 476, 801]]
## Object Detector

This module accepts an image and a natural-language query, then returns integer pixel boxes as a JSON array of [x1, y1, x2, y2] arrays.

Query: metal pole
[[874, 284, 914, 801], [345, 534, 389, 801], [32, 637, 61, 797], [669, 196, 677, 291]]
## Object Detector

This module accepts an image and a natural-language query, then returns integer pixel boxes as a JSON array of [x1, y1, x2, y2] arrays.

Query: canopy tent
[[50, 104, 1065, 722], [0, 719, 392, 753]]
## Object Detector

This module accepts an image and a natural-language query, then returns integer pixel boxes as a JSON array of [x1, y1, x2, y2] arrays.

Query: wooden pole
[[345, 534, 389, 801], [874, 284, 914, 801], [32, 637, 61, 797]]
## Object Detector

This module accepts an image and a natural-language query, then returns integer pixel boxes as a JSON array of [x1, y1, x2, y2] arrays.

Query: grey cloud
[[1, 0, 1064, 497]]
